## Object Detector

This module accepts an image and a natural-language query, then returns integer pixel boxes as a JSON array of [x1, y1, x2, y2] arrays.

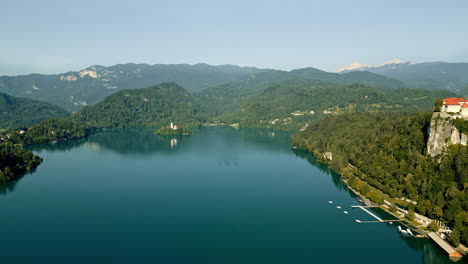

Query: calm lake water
[[0, 127, 459, 263]]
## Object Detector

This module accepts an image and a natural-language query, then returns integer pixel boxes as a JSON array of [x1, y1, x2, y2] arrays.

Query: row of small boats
[[329, 200, 416, 237], [329, 201, 348, 214]]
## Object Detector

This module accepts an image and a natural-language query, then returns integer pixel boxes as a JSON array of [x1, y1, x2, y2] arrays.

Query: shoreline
[[295, 146, 466, 259]]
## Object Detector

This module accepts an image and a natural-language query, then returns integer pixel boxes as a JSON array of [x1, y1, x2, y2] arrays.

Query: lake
[[0, 127, 457, 263]]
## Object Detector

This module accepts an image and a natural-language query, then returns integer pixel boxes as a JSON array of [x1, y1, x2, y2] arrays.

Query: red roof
[[463, 103, 468, 108], [443, 98, 468, 105], [443, 98, 468, 102]]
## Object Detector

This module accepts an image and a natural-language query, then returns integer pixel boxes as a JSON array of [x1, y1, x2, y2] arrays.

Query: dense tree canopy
[[226, 82, 455, 130], [0, 92, 70, 129], [73, 83, 207, 128], [0, 146, 42, 182]]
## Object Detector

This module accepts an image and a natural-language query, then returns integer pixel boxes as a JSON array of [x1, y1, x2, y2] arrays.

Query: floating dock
[[427, 232, 463, 258]]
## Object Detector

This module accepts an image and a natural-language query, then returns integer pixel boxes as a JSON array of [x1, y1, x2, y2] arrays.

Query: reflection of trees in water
[[394, 233, 454, 264], [0, 168, 36, 195], [197, 127, 294, 166], [27, 138, 87, 152], [421, 238, 455, 264], [30, 128, 191, 156], [29, 127, 296, 158], [85, 128, 190, 156], [237, 128, 293, 153], [292, 149, 347, 191]]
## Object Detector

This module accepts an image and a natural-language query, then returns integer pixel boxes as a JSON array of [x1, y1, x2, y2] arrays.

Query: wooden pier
[[356, 220, 402, 223], [427, 232, 463, 258]]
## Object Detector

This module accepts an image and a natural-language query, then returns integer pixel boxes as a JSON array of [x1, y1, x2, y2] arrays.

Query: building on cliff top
[[441, 98, 468, 116]]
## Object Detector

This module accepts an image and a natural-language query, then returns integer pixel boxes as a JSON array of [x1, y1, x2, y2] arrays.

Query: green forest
[[0, 92, 70, 128], [0, 145, 42, 182], [227, 82, 455, 130], [7, 117, 93, 145], [292, 111, 467, 246], [73, 82, 206, 128]]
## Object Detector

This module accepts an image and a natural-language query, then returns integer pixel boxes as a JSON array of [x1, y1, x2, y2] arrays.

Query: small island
[[155, 122, 191, 135]]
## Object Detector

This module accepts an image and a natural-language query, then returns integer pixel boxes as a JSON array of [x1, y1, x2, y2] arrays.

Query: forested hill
[[194, 68, 405, 116], [226, 81, 456, 129], [0, 92, 70, 128], [0, 63, 266, 111], [73, 82, 206, 128], [292, 112, 467, 246]]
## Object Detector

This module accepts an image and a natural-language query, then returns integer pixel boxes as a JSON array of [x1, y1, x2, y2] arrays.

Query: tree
[[428, 221, 439, 232], [433, 206, 444, 219], [449, 228, 461, 247], [389, 204, 398, 213], [356, 181, 370, 195], [434, 99, 443, 112], [406, 210, 415, 221]]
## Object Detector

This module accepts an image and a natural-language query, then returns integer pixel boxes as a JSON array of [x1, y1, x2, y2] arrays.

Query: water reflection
[[28, 127, 296, 157], [2, 127, 461, 263], [292, 149, 348, 192], [28, 138, 87, 152], [0, 168, 36, 195]]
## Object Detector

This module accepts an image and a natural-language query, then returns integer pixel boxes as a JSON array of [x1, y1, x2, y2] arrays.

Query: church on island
[[440, 98, 468, 117]]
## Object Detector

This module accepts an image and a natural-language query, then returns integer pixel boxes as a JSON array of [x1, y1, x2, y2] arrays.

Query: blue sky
[[1, 0, 467, 75]]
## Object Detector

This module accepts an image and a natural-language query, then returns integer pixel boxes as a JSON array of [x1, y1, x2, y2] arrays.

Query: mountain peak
[[336, 62, 370, 73], [379, 59, 403, 66], [337, 59, 408, 73]]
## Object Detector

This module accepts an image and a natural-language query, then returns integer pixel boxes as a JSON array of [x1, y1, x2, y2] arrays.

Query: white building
[[441, 98, 468, 115]]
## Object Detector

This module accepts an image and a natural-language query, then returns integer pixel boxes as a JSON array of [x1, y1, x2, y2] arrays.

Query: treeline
[[228, 81, 455, 130], [7, 117, 93, 145], [292, 111, 467, 246], [0, 146, 42, 182]]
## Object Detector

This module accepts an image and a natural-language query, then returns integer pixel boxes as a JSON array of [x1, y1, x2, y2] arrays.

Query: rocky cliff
[[427, 113, 468, 157]]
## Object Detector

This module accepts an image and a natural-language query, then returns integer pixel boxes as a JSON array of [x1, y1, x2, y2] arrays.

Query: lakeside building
[[441, 98, 468, 116]]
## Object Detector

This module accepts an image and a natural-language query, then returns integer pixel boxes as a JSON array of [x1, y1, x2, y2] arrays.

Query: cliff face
[[427, 113, 468, 157]]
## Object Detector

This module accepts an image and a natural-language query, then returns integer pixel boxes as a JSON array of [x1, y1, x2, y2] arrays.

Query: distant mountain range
[[0, 92, 70, 128], [337, 60, 468, 93], [0, 63, 266, 111], [0, 61, 466, 118], [194, 68, 405, 116]]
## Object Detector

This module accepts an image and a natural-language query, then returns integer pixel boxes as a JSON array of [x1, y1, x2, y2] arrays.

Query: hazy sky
[[1, 0, 467, 75]]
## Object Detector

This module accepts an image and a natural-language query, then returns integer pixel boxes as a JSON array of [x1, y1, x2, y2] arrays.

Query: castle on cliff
[[440, 98, 468, 117]]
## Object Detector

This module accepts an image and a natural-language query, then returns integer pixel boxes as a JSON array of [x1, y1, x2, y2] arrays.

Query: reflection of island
[[85, 128, 191, 155], [27, 128, 191, 156], [29, 127, 298, 158]]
